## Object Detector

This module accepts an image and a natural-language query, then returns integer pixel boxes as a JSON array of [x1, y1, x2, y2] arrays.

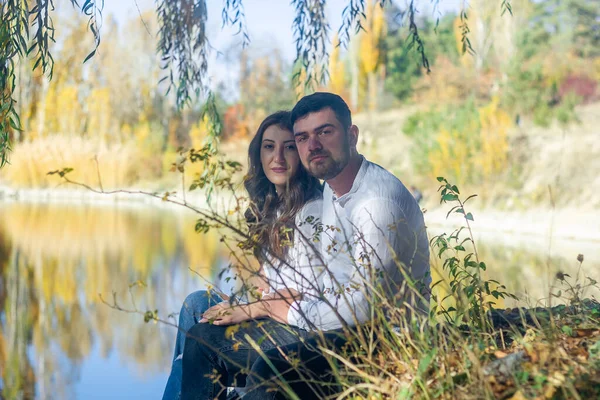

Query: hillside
[[354, 102, 600, 212]]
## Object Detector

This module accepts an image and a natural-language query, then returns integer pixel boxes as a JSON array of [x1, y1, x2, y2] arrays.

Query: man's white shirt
[[287, 156, 431, 331]]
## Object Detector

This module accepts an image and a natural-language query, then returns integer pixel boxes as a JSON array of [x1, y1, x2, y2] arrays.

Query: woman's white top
[[261, 198, 324, 299]]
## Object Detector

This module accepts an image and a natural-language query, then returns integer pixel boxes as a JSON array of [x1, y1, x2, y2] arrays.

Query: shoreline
[[425, 206, 600, 243], [2, 185, 599, 244], [0, 184, 212, 211]]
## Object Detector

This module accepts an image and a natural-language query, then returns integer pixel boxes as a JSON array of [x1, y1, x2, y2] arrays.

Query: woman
[[162, 111, 322, 400]]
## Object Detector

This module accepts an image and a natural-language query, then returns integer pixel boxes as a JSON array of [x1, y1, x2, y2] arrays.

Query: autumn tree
[[359, 0, 387, 111], [328, 34, 347, 98], [0, 0, 508, 167]]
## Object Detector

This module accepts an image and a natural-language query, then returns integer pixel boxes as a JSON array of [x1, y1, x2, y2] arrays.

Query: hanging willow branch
[[221, 0, 250, 47], [1, 0, 31, 166], [156, 0, 209, 109], [0, 25, 15, 167], [79, 0, 104, 63], [29, 0, 56, 77], [406, 0, 430, 73], [291, 0, 329, 89], [338, 0, 366, 48]]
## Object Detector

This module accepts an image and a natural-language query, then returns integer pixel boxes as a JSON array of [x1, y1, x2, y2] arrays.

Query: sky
[[100, 0, 463, 97]]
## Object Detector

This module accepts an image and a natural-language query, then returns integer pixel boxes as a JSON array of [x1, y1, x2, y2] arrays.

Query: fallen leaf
[[495, 350, 509, 359], [576, 328, 598, 337], [544, 384, 557, 399], [509, 390, 527, 400]]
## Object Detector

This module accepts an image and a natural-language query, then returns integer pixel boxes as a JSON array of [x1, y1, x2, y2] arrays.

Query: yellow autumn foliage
[[594, 57, 600, 81], [134, 117, 152, 144], [189, 114, 209, 149], [294, 67, 314, 101], [360, 0, 386, 76], [44, 85, 84, 136], [87, 88, 112, 141], [328, 34, 346, 96], [477, 97, 510, 177], [428, 97, 510, 185], [428, 128, 473, 185], [358, 0, 387, 111]]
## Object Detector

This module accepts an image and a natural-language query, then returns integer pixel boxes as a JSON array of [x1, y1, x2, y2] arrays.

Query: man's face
[[293, 108, 356, 180]]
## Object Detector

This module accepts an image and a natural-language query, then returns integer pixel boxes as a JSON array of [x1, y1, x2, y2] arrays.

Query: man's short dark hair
[[291, 92, 352, 131]]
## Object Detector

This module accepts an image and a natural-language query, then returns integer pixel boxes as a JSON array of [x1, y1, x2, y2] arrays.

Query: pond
[[0, 201, 598, 399]]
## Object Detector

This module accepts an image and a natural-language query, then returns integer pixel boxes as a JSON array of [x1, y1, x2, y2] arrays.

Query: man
[[181, 92, 430, 399]]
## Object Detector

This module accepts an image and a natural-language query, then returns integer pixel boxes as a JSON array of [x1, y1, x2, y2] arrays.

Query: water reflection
[[0, 202, 598, 399], [0, 202, 227, 399], [429, 229, 600, 310]]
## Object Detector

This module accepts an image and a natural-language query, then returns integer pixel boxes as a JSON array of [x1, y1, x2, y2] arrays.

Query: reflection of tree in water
[[0, 229, 7, 363], [1, 248, 39, 400], [0, 203, 225, 399]]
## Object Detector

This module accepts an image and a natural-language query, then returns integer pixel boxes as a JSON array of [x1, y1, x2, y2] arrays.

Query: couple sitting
[[163, 92, 431, 399]]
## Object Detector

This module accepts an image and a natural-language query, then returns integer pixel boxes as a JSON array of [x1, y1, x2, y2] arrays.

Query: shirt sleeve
[[287, 196, 430, 331]]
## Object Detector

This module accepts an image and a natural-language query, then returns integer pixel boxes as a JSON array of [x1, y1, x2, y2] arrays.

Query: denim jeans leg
[[180, 320, 308, 400], [162, 290, 222, 400], [243, 331, 347, 400]]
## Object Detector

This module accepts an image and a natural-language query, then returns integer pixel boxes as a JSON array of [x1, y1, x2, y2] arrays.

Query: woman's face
[[260, 124, 300, 192]]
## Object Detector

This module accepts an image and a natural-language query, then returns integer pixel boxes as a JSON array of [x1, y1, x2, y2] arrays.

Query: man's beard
[[307, 148, 349, 180]]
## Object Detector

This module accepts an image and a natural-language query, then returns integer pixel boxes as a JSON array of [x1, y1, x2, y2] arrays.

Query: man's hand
[[258, 288, 301, 324], [265, 297, 293, 324]]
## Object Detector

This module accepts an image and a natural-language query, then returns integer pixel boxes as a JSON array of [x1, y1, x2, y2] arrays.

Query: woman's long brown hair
[[243, 111, 322, 263]]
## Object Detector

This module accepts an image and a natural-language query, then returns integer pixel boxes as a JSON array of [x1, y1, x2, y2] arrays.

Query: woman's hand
[[199, 302, 266, 326], [199, 288, 301, 326]]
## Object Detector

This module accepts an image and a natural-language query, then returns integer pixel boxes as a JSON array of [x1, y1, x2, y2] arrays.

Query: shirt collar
[[327, 155, 367, 203]]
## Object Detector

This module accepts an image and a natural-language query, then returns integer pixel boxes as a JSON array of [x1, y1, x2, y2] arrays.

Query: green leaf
[[561, 325, 573, 336], [8, 117, 20, 130], [83, 48, 97, 64], [446, 205, 460, 219], [442, 193, 459, 202], [479, 262, 486, 271], [465, 212, 474, 221], [436, 177, 445, 182]]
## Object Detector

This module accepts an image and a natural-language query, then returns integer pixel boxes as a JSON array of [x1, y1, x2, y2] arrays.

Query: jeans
[[162, 290, 223, 400], [242, 330, 347, 400], [181, 321, 347, 400]]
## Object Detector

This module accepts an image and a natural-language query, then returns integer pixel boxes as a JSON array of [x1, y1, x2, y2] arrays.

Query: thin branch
[[133, 0, 153, 37]]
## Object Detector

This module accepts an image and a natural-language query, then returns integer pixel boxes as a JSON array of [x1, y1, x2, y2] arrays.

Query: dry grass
[[2, 136, 151, 189]]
